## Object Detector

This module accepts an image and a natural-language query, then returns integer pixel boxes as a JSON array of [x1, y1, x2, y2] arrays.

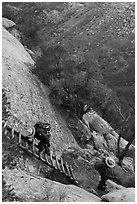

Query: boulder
[[106, 179, 125, 192], [66, 116, 93, 147], [101, 188, 135, 202], [9, 28, 21, 42], [2, 27, 33, 66], [2, 18, 16, 29], [3, 168, 101, 202], [3, 18, 21, 41], [83, 111, 135, 157], [92, 131, 108, 150], [122, 157, 135, 174]]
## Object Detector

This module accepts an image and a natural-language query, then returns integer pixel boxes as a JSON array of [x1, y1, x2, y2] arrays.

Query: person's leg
[[36, 141, 44, 152], [97, 176, 107, 190], [44, 144, 50, 155]]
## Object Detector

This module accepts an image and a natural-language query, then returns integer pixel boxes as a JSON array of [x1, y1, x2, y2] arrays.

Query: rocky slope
[[2, 2, 135, 139], [3, 21, 105, 202], [3, 168, 100, 202], [2, 25, 85, 201], [2, 27, 79, 156], [2, 6, 135, 202]]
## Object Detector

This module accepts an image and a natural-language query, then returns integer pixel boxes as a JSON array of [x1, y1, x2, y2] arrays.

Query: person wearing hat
[[95, 157, 115, 191], [27, 121, 51, 155], [34, 121, 51, 155]]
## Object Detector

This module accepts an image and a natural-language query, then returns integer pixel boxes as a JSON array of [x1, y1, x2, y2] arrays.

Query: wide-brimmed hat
[[27, 127, 35, 138], [105, 157, 115, 168]]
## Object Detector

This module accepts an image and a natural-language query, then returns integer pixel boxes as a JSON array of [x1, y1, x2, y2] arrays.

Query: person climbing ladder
[[27, 121, 51, 155]]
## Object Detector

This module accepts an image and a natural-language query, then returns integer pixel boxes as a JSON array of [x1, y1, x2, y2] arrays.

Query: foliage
[[2, 2, 46, 45], [2, 2, 135, 144], [34, 45, 67, 84], [35, 45, 114, 120], [2, 90, 24, 201], [36, 40, 134, 149], [2, 3, 20, 22]]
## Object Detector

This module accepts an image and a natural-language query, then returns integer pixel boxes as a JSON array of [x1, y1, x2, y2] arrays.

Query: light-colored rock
[[2, 27, 34, 66], [122, 157, 134, 174], [101, 188, 135, 202], [2, 17, 16, 29], [106, 179, 125, 192], [3, 168, 101, 202], [92, 131, 108, 150], [9, 28, 21, 41], [83, 111, 118, 153], [3, 18, 21, 41], [83, 111, 135, 156]]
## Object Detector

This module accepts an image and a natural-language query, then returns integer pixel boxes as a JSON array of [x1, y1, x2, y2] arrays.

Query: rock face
[[2, 23, 101, 201], [2, 18, 21, 41], [3, 168, 101, 202], [2, 26, 78, 155], [106, 179, 125, 192], [2, 17, 16, 29], [83, 111, 135, 155], [101, 188, 135, 202]]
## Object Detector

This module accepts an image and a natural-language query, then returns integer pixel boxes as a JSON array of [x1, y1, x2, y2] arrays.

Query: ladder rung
[[39, 152, 45, 162], [50, 154, 57, 169], [60, 157, 66, 174], [69, 165, 75, 180], [65, 162, 71, 177], [56, 158, 62, 172], [44, 153, 48, 163], [45, 154, 51, 166]]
